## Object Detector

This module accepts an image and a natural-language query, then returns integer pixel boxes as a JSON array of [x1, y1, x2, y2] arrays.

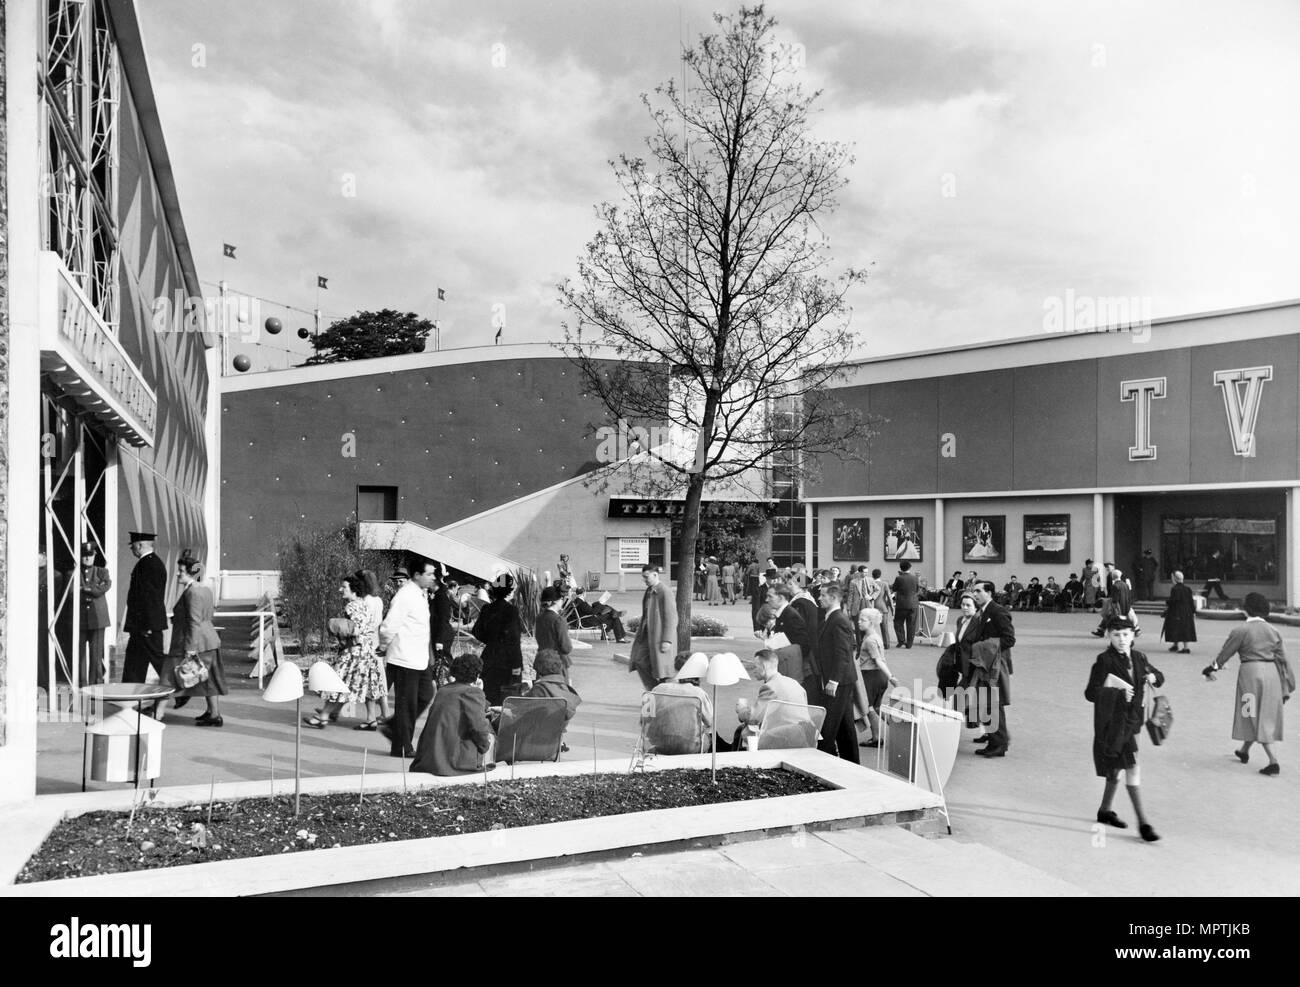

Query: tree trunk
[[675, 473, 707, 654]]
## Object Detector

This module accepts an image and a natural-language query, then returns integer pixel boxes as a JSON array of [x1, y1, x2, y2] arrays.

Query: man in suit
[[891, 560, 920, 648], [573, 589, 627, 643], [122, 531, 168, 683], [968, 580, 1016, 757], [79, 544, 112, 686], [630, 564, 678, 691], [816, 583, 860, 763], [725, 648, 809, 750], [765, 583, 819, 698]]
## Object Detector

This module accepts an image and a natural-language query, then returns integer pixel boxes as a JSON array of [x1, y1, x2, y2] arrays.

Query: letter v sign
[[1213, 366, 1272, 457]]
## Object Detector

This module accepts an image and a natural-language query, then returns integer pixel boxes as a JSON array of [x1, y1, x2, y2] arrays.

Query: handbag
[[1145, 693, 1173, 745], [328, 616, 356, 639], [175, 652, 209, 689]]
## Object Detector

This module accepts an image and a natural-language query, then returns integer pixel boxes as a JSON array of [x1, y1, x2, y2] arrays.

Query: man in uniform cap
[[123, 531, 168, 683]]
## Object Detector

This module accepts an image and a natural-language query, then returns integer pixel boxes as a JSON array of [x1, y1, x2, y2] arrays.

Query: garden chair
[[753, 699, 827, 751], [496, 696, 568, 764], [562, 598, 606, 639], [631, 691, 707, 763]]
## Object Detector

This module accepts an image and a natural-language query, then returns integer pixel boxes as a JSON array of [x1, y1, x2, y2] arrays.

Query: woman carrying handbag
[[158, 552, 225, 726]]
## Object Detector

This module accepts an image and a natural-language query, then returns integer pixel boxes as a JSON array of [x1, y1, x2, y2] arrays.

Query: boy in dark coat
[[1085, 616, 1164, 842]]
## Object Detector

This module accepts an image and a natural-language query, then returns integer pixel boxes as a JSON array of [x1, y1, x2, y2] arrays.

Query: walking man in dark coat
[[968, 580, 1016, 757], [815, 583, 860, 763], [122, 531, 168, 683]]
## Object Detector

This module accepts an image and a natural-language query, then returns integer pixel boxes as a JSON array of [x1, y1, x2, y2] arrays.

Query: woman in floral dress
[[303, 571, 385, 730]]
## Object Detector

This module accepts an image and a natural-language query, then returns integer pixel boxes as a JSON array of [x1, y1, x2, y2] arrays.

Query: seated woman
[[411, 653, 495, 776], [646, 652, 714, 754], [526, 650, 582, 720]]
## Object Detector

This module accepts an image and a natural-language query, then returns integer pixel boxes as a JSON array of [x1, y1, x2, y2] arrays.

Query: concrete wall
[[810, 320, 1300, 499], [220, 356, 629, 571]]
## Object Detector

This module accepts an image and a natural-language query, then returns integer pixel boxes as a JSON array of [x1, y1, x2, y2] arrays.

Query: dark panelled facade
[[114, 70, 210, 598], [809, 336, 1300, 498], [221, 357, 623, 570]]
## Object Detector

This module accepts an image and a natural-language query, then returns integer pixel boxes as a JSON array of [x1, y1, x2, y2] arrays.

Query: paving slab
[[718, 831, 859, 872], [609, 848, 784, 897], [756, 861, 927, 897]]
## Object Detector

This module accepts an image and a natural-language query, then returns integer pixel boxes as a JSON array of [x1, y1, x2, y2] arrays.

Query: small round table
[[79, 683, 174, 791]]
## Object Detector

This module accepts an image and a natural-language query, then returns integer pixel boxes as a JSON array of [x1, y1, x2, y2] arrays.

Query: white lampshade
[[263, 661, 304, 702], [706, 652, 750, 687], [675, 652, 710, 680], [307, 660, 347, 694]]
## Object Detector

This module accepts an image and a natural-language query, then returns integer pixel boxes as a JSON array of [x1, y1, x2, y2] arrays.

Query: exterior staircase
[[213, 595, 289, 680]]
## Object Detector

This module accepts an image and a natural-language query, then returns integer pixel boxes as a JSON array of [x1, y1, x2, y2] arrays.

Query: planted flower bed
[[627, 613, 729, 637], [18, 768, 827, 883]]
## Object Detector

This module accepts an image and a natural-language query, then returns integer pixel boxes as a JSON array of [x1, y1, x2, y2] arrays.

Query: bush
[[277, 520, 396, 657], [626, 613, 729, 637]]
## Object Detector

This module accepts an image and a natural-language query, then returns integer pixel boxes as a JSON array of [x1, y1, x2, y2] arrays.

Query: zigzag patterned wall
[[112, 68, 209, 603]]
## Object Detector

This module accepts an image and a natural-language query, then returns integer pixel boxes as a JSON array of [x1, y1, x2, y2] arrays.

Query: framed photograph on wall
[[962, 515, 1006, 563], [884, 517, 923, 562], [832, 518, 869, 562], [1024, 514, 1070, 564]]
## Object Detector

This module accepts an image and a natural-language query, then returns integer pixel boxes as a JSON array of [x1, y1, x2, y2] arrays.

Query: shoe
[[353, 720, 379, 731], [560, 742, 570, 753], [1097, 810, 1127, 829], [1235, 748, 1249, 764], [1260, 763, 1280, 776], [860, 739, 880, 748], [975, 746, 1007, 757], [972, 734, 992, 745], [1168, 645, 1180, 652], [173, 697, 191, 709], [195, 716, 223, 728], [483, 762, 497, 772], [194, 711, 213, 725], [302, 716, 329, 729], [1179, 648, 1191, 654], [390, 746, 415, 758], [1139, 823, 1160, 842]]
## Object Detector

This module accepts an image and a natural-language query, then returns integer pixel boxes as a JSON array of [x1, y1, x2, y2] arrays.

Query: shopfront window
[[1160, 516, 1279, 583]]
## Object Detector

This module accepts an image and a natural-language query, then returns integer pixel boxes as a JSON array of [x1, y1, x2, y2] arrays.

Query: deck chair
[[496, 696, 568, 764], [562, 598, 606, 639], [633, 691, 707, 760], [754, 699, 827, 751]]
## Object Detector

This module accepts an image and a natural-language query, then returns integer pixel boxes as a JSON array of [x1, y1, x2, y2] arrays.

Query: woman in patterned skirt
[[303, 571, 385, 730]]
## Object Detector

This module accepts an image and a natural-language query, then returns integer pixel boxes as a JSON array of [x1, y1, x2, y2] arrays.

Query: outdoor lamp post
[[704, 652, 750, 782], [262, 662, 305, 815], [262, 661, 348, 816]]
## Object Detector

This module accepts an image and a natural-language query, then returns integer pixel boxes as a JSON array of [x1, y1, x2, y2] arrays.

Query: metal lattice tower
[[40, 0, 120, 333]]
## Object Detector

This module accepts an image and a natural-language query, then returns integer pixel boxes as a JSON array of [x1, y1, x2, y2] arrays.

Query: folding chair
[[496, 696, 568, 764], [563, 598, 606, 639], [630, 691, 707, 767], [753, 699, 827, 751]]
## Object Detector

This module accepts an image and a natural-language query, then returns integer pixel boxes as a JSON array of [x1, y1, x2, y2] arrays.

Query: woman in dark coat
[[1160, 570, 1197, 654], [412, 653, 494, 775], [471, 579, 523, 705], [1085, 616, 1164, 842], [534, 585, 573, 674]]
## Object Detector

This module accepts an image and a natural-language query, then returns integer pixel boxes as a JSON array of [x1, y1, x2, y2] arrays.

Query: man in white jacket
[[379, 559, 437, 757]]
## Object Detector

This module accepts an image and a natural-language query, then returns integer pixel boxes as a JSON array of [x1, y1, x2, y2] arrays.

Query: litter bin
[[84, 707, 166, 784], [917, 602, 950, 644], [586, 570, 601, 591]]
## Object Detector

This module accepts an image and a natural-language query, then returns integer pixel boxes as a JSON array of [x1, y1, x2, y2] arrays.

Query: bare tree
[[558, 5, 875, 651]]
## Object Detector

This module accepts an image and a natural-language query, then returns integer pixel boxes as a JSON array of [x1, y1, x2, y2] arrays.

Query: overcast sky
[[137, 0, 1300, 370]]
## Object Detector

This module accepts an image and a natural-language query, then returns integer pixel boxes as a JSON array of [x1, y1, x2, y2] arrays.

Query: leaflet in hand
[[1103, 673, 1132, 692], [766, 632, 792, 649], [597, 591, 612, 605]]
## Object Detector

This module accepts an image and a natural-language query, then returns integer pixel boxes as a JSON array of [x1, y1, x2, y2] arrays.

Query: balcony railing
[[38, 251, 156, 447]]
